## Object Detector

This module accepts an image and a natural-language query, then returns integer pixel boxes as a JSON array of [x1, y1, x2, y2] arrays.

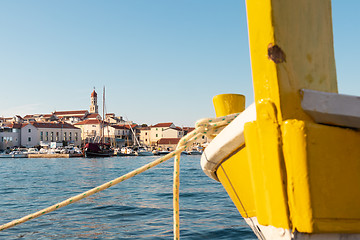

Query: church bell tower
[[90, 89, 98, 114]]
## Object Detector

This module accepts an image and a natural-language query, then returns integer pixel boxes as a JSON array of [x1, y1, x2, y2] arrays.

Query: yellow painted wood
[[281, 120, 314, 232], [282, 120, 360, 233], [244, 100, 290, 229], [217, 146, 256, 218], [213, 94, 245, 117], [212, 0, 360, 235], [246, 0, 337, 121]]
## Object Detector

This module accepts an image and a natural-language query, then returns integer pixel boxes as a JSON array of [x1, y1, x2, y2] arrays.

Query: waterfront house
[[157, 138, 181, 151], [149, 123, 184, 146], [103, 124, 137, 147], [0, 123, 22, 150], [20, 122, 81, 148], [74, 119, 103, 143], [139, 126, 151, 147]]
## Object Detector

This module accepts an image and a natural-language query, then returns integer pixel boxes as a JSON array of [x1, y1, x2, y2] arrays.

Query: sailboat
[[83, 87, 114, 158], [126, 120, 153, 156]]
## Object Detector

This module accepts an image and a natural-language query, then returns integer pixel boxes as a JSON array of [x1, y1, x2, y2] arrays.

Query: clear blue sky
[[1, 1, 359, 126]]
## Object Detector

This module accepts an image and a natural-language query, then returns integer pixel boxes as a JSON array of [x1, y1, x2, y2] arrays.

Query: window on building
[[51, 132, 54, 141], [156, 128, 158, 131], [69, 132, 72, 141], [75, 132, 78, 141], [28, 137, 31, 142], [64, 132, 67, 141], [156, 134, 158, 137], [40, 132, 43, 141], [1, 137, 3, 142], [46, 132, 49, 141], [28, 128, 31, 133], [56, 132, 59, 141], [145, 132, 147, 135]]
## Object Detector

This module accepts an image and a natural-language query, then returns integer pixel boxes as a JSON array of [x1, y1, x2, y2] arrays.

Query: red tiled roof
[[23, 115, 34, 119], [158, 138, 181, 145], [183, 127, 195, 134], [53, 110, 88, 116], [111, 125, 128, 130], [86, 113, 100, 119], [151, 122, 174, 128], [75, 119, 102, 125], [91, 90, 97, 97], [138, 126, 151, 130], [111, 124, 138, 129], [5, 123, 23, 129], [25, 122, 79, 129]]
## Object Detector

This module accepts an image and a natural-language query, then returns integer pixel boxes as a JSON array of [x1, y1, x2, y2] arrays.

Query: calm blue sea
[[0, 155, 256, 239]]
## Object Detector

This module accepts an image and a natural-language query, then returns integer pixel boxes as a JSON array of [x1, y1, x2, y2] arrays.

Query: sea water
[[0, 155, 257, 239]]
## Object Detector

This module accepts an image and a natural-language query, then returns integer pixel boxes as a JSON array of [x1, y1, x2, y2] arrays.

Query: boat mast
[[102, 86, 105, 144]]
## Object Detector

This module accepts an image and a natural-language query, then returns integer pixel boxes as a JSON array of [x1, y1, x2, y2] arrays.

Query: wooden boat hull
[[84, 151, 113, 158], [200, 1, 360, 238]]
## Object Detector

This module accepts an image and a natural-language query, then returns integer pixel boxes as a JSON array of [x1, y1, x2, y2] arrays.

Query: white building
[[21, 122, 81, 148]]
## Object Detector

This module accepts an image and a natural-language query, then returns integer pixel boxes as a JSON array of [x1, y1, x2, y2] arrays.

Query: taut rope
[[0, 112, 239, 239]]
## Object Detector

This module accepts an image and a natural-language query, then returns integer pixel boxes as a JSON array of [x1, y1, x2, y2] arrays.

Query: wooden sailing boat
[[84, 87, 114, 158], [201, 1, 360, 239]]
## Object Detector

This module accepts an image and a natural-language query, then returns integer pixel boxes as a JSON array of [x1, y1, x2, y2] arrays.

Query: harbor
[[1, 0, 360, 239]]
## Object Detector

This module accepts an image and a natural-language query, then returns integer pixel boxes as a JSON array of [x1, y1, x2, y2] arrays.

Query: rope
[[0, 112, 240, 239]]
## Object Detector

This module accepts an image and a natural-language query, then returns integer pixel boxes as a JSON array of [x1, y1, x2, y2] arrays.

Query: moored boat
[[0, 151, 28, 158], [83, 142, 113, 158], [117, 147, 136, 156], [135, 146, 154, 156]]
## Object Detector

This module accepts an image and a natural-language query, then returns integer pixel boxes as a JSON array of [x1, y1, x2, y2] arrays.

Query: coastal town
[[0, 89, 208, 156]]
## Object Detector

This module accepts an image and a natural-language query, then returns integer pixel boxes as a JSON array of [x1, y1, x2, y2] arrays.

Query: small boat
[[83, 143, 113, 158], [27, 148, 39, 154], [136, 147, 154, 156], [186, 150, 202, 155], [117, 147, 136, 156], [0, 151, 28, 158], [157, 150, 170, 155]]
